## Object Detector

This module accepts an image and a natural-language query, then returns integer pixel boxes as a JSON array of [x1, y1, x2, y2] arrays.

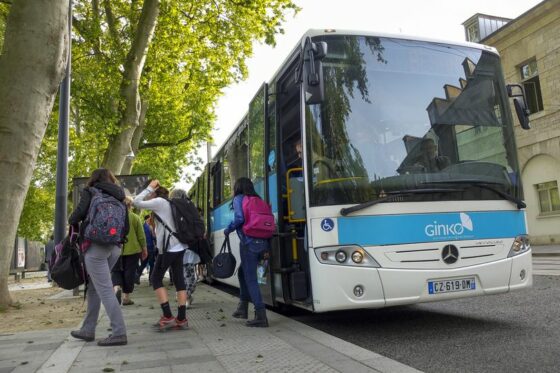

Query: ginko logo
[[425, 213, 474, 237]]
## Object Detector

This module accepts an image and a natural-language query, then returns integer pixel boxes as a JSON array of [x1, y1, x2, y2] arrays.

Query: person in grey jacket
[[68, 168, 128, 346]]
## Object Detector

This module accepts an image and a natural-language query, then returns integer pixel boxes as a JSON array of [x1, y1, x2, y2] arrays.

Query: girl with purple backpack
[[224, 177, 273, 327], [68, 168, 128, 346]]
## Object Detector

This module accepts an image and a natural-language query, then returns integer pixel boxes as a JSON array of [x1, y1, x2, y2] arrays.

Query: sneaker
[[157, 316, 176, 330], [70, 329, 94, 342], [186, 296, 193, 308], [174, 317, 188, 330], [97, 334, 127, 346], [115, 289, 122, 305]]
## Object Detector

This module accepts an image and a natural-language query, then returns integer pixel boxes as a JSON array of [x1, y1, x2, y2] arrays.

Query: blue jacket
[[143, 223, 156, 253], [226, 195, 250, 245]]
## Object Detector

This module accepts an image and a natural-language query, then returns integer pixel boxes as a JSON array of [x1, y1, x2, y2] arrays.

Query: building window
[[536, 181, 560, 214], [465, 22, 479, 43], [520, 59, 544, 114]]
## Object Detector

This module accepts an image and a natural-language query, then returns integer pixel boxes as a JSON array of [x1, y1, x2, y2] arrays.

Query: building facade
[[465, 0, 560, 244]]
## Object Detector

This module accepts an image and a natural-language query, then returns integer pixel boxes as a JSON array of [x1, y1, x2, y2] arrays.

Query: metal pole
[[54, 0, 72, 245]]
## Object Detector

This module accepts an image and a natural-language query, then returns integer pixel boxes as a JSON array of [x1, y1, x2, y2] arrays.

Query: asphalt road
[[290, 275, 560, 373]]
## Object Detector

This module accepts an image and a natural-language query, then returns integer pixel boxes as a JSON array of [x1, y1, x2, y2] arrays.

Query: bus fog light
[[321, 252, 329, 261], [520, 269, 526, 280], [351, 251, 363, 263], [335, 251, 347, 263], [353, 285, 364, 297]]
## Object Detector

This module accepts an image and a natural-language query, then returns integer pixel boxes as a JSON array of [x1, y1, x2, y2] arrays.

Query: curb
[[37, 305, 107, 373]]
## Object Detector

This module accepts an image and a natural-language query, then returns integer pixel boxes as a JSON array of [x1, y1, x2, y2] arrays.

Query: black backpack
[[189, 238, 213, 265], [155, 197, 205, 247]]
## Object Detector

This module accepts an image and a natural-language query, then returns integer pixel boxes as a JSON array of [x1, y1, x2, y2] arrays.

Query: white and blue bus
[[188, 29, 533, 312]]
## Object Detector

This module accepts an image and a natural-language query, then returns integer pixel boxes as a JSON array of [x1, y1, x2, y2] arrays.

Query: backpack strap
[[153, 213, 174, 253]]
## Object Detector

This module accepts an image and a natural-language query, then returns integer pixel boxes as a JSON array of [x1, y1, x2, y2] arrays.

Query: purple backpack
[[83, 187, 127, 245], [242, 196, 275, 239]]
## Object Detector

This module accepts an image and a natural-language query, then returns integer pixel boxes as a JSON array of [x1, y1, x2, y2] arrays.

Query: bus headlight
[[351, 251, 363, 263], [315, 245, 380, 267], [335, 250, 347, 263], [508, 235, 531, 257]]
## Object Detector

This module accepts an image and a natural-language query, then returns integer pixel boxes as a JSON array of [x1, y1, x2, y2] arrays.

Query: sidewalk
[[532, 244, 560, 256], [0, 280, 422, 373]]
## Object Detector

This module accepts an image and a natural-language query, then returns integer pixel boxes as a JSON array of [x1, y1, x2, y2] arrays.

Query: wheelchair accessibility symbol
[[321, 218, 335, 232]]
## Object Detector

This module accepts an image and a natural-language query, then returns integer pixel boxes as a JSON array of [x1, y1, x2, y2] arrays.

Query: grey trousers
[[81, 244, 126, 336]]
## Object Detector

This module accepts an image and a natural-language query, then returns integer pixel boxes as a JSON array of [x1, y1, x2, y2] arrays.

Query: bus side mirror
[[303, 41, 327, 105], [507, 84, 531, 130]]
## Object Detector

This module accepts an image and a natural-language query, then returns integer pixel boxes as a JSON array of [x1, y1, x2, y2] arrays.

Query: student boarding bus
[[188, 29, 533, 312]]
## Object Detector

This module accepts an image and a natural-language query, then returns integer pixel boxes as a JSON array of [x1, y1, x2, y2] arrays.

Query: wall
[[483, 0, 560, 244]]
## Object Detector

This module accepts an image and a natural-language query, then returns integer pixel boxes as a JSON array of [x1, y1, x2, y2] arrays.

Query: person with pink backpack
[[224, 177, 275, 327]]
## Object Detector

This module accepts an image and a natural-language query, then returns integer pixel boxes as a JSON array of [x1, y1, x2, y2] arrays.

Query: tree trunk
[[0, 0, 68, 307], [121, 98, 148, 175], [101, 0, 159, 174]]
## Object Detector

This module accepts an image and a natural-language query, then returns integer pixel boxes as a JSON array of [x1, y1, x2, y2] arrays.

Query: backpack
[[50, 231, 85, 290], [242, 195, 276, 239], [83, 187, 127, 245], [155, 198, 205, 247], [189, 238, 213, 265]]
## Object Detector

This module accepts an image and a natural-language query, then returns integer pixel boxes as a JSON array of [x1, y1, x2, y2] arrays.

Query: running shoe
[[157, 315, 176, 330], [174, 317, 188, 330]]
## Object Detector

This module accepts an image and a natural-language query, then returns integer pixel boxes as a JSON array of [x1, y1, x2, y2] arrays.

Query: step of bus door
[[289, 271, 308, 301]]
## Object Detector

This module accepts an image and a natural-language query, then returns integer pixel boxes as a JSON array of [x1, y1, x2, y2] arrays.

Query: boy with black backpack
[[133, 180, 204, 330]]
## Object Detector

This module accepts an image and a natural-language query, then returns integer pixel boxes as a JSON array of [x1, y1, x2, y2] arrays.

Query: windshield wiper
[[339, 188, 464, 216], [421, 180, 526, 209]]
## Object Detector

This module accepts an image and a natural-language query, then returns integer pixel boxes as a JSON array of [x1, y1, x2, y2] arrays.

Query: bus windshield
[[305, 35, 522, 207]]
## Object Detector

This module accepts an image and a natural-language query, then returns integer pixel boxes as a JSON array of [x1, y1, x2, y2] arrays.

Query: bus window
[[249, 88, 266, 197]]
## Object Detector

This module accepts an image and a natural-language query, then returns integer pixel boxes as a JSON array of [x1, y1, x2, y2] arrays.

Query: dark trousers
[[238, 242, 267, 310], [137, 251, 156, 281], [151, 251, 186, 291], [111, 253, 140, 294]]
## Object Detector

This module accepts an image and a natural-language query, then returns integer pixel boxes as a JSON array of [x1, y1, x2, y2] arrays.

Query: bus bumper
[[310, 250, 532, 312]]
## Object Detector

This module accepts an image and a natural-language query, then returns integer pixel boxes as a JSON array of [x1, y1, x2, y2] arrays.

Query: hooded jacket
[[68, 182, 129, 236]]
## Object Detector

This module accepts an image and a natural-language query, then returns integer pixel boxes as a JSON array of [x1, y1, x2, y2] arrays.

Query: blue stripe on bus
[[338, 210, 527, 246]]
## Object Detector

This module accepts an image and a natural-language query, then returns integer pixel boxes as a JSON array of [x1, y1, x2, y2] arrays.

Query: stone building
[[464, 0, 560, 244]]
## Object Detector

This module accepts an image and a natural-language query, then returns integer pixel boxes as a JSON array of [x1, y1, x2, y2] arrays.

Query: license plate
[[428, 277, 476, 294]]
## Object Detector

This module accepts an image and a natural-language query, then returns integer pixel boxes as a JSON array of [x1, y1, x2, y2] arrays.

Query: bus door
[[248, 84, 274, 306], [269, 57, 313, 309]]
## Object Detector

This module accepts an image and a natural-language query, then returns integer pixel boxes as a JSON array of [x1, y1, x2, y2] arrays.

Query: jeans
[[238, 240, 268, 310], [82, 244, 126, 336]]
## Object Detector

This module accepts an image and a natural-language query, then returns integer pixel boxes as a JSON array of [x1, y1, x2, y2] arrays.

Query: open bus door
[[266, 54, 314, 310]]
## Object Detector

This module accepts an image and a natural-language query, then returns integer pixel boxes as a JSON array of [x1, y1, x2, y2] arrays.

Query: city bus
[[188, 29, 533, 312]]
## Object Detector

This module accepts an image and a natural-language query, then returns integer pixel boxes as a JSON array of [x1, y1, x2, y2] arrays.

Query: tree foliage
[[18, 0, 298, 241]]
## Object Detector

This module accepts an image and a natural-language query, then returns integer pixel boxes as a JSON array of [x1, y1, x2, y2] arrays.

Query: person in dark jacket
[[68, 168, 128, 347], [224, 177, 270, 327]]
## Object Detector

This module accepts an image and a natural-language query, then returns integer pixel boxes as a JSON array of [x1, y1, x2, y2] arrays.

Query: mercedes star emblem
[[441, 245, 459, 264]]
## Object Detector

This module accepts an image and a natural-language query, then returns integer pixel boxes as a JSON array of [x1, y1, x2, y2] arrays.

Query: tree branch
[[139, 128, 194, 150], [103, 0, 122, 52]]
